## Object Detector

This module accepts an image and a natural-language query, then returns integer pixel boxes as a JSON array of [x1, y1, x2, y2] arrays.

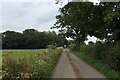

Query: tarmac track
[[51, 49, 107, 80]]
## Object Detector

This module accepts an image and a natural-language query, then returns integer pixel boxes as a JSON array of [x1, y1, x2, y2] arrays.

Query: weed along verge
[[2, 47, 63, 79], [72, 51, 120, 80]]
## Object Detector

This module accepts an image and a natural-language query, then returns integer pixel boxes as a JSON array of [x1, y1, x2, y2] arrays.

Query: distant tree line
[[1, 29, 68, 49]]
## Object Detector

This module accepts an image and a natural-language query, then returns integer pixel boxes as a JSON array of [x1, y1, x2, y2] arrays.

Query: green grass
[[0, 50, 2, 65], [1, 49, 47, 67], [1, 48, 62, 79], [72, 50, 120, 80], [2, 49, 45, 58]]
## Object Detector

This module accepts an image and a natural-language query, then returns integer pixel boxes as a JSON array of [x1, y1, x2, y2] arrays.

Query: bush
[[68, 43, 76, 50], [73, 50, 120, 79], [94, 41, 105, 59], [47, 45, 56, 49], [2, 54, 31, 79], [30, 48, 62, 78], [110, 42, 120, 71], [2, 48, 62, 79], [77, 41, 120, 71]]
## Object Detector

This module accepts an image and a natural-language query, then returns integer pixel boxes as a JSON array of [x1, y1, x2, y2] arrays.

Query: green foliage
[[47, 45, 56, 49], [52, 2, 120, 51], [72, 51, 120, 79], [52, 2, 94, 51], [2, 29, 68, 49], [79, 41, 105, 60], [102, 2, 120, 42], [91, 2, 120, 42], [2, 31, 24, 49], [81, 42, 120, 71], [110, 42, 120, 70], [2, 48, 62, 79], [68, 43, 76, 51], [2, 54, 31, 79], [0, 33, 2, 49], [75, 41, 120, 72], [69, 40, 120, 79], [2, 49, 44, 58]]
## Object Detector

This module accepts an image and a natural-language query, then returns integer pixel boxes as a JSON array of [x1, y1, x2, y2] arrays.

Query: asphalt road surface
[[51, 49, 107, 79]]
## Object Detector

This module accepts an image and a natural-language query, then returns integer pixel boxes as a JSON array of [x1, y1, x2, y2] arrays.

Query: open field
[[2, 49, 45, 58], [1, 48, 62, 79]]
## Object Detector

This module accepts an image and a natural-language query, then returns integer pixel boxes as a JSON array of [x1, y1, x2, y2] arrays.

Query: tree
[[0, 33, 2, 49], [88, 2, 120, 43], [101, 2, 120, 42], [2, 31, 24, 49], [2, 29, 68, 49], [23, 29, 41, 49], [52, 2, 94, 51]]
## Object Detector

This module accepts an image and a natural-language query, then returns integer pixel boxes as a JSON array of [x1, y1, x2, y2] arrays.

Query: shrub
[[94, 41, 105, 59], [110, 42, 120, 71], [2, 54, 31, 79], [2, 48, 62, 79], [47, 45, 56, 49], [80, 41, 120, 71], [68, 43, 76, 50], [29, 48, 62, 79]]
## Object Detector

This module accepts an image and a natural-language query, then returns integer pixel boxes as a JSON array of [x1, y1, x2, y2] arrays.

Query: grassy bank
[[1, 47, 63, 79], [72, 50, 120, 80], [2, 49, 45, 58]]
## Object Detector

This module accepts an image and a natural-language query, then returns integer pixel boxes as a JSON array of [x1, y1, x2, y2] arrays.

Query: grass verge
[[71, 50, 120, 80]]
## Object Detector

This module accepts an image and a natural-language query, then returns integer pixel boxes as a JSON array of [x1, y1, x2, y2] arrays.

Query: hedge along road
[[51, 49, 108, 79]]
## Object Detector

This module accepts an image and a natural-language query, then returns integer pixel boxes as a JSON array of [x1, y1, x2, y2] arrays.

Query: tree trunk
[[76, 35, 80, 51], [76, 40, 80, 51]]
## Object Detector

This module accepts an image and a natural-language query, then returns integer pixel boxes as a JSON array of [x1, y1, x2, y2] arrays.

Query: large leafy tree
[[101, 2, 120, 42], [88, 2, 120, 43], [52, 2, 94, 51]]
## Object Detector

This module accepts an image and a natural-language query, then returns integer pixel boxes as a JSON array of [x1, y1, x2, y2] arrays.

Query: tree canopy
[[52, 2, 94, 51], [52, 2, 120, 51], [2, 29, 68, 49]]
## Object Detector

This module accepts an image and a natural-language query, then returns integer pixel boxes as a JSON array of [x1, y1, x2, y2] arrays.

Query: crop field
[[1, 47, 62, 79], [2, 49, 45, 58]]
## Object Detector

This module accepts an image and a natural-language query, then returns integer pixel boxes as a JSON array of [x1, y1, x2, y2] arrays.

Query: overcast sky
[[1, 2, 62, 32], [0, 0, 101, 33], [0, 0, 100, 43]]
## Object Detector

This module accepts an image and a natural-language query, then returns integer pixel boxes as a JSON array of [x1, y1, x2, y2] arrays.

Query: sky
[[1, 2, 61, 32], [0, 0, 100, 43], [0, 0, 100, 32]]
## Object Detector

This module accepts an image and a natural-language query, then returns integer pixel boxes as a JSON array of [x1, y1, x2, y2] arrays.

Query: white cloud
[[0, 0, 56, 2], [1, 2, 61, 32], [1, 1, 98, 43], [85, 35, 97, 44], [1, 0, 101, 32], [0, 3, 2, 31]]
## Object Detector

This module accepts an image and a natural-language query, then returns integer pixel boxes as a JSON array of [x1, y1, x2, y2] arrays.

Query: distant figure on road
[[64, 45, 67, 49]]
